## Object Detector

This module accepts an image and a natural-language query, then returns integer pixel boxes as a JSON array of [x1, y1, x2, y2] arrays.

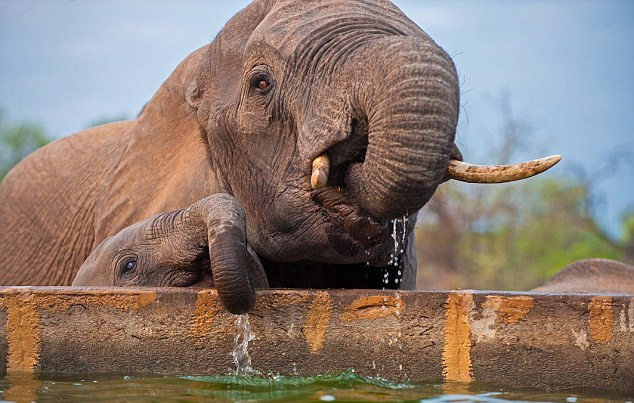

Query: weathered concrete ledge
[[0, 287, 632, 391]]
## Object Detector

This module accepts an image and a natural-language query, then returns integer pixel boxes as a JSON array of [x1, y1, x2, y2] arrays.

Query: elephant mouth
[[311, 185, 394, 263], [306, 120, 399, 263]]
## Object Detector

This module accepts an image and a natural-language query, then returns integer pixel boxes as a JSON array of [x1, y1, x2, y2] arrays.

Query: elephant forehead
[[247, 0, 424, 61]]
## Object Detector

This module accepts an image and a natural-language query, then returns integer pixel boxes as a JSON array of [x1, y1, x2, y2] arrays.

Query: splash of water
[[232, 314, 255, 375]]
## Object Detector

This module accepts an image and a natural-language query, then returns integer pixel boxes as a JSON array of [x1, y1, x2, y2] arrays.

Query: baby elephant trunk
[[189, 194, 263, 315]]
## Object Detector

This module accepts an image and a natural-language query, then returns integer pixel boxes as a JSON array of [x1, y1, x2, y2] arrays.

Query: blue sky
[[0, 1, 633, 238]]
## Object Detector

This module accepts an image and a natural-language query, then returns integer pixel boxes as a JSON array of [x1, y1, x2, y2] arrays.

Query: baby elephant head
[[73, 194, 269, 314]]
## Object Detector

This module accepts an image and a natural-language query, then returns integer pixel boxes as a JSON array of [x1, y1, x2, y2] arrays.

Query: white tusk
[[311, 154, 330, 190], [446, 155, 561, 184]]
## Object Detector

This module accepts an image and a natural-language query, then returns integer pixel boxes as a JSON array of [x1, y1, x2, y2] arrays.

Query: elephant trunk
[[189, 194, 266, 315], [346, 37, 459, 219]]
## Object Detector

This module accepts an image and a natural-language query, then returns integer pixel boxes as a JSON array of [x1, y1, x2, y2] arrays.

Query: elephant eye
[[121, 259, 137, 275], [250, 72, 272, 94]]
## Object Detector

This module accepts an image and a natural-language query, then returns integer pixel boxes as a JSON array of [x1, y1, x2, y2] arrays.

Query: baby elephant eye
[[122, 259, 137, 274]]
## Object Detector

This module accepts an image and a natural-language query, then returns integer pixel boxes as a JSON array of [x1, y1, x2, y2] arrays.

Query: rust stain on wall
[[0, 295, 41, 373], [588, 296, 613, 344], [303, 291, 331, 353], [191, 290, 219, 346], [494, 296, 534, 324], [340, 295, 404, 321], [442, 293, 473, 383]]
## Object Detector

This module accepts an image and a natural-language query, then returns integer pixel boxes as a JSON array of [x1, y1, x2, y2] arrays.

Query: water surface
[[0, 370, 629, 403]]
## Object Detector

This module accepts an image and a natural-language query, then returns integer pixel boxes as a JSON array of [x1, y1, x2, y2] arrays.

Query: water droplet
[[320, 394, 336, 401]]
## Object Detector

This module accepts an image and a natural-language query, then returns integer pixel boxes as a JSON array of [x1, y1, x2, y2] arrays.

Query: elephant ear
[[187, 0, 275, 127]]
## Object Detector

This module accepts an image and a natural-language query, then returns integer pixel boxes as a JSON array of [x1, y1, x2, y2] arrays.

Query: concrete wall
[[0, 287, 632, 391]]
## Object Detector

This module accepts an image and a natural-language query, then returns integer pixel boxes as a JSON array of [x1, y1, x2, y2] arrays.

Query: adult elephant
[[0, 0, 553, 313]]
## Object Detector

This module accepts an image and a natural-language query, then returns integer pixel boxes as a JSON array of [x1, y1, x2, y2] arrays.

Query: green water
[[0, 369, 630, 403]]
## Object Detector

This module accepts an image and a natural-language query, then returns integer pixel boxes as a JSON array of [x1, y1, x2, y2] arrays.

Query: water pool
[[1, 370, 630, 403]]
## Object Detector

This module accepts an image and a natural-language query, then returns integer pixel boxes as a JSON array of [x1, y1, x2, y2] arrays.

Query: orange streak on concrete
[[588, 296, 613, 344], [494, 296, 534, 324], [442, 293, 473, 383], [340, 295, 404, 321], [0, 295, 41, 373], [191, 290, 219, 346], [303, 291, 332, 353]]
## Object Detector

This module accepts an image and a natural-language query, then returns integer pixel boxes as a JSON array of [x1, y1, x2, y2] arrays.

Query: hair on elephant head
[[1, 0, 466, 312]]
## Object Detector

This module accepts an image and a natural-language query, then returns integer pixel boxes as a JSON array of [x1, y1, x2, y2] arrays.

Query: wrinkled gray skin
[[532, 259, 634, 294], [0, 0, 461, 313], [74, 194, 270, 314]]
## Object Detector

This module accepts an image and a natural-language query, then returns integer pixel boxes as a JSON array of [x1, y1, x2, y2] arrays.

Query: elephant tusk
[[446, 155, 561, 184], [311, 154, 330, 190]]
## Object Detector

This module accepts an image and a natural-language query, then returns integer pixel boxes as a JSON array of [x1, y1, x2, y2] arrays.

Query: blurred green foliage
[[0, 110, 51, 180], [416, 177, 627, 291]]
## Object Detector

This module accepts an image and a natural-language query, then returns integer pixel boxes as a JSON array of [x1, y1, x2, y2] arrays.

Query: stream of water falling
[[232, 314, 255, 375], [384, 215, 408, 288]]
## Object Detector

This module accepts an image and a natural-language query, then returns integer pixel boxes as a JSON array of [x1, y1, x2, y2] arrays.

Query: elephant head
[[177, 0, 460, 276], [73, 194, 269, 314]]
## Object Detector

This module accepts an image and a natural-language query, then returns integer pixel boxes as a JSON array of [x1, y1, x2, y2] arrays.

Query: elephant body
[[532, 259, 634, 294], [0, 0, 460, 304]]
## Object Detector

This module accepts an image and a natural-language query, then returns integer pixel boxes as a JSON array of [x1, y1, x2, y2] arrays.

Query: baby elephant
[[531, 258, 634, 294], [73, 194, 269, 314]]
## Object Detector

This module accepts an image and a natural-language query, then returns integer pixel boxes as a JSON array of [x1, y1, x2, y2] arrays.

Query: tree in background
[[415, 94, 630, 290], [0, 110, 51, 180]]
